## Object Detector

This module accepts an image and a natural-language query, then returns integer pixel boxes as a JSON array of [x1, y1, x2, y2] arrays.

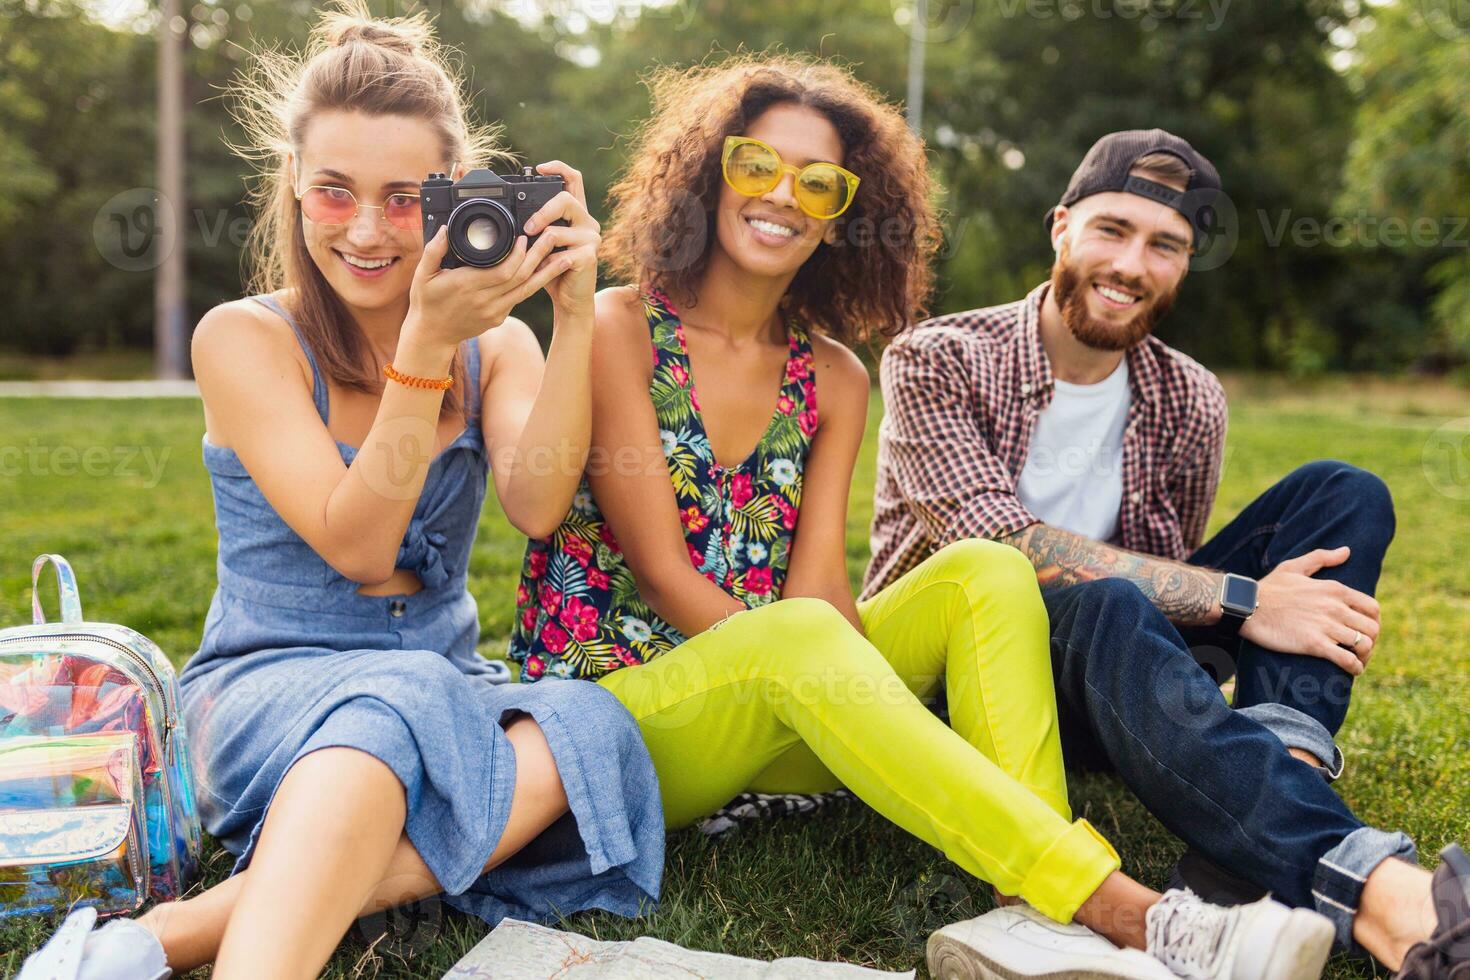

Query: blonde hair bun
[[317, 2, 433, 57]]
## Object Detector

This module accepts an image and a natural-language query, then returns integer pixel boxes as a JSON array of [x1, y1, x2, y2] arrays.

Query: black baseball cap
[[1044, 129, 1222, 249]]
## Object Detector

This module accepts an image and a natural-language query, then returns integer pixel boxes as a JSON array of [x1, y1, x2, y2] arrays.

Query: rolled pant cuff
[[1313, 827, 1418, 953], [1237, 702, 1345, 780], [1019, 818, 1121, 924]]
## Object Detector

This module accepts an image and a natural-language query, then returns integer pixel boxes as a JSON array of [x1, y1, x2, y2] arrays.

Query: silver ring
[[1350, 630, 1363, 649]]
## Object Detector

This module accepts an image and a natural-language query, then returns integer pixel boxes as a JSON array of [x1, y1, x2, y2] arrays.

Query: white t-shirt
[[1016, 358, 1130, 541]]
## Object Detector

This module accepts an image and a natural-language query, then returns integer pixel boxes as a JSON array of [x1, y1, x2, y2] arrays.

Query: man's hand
[[1240, 546, 1381, 675]]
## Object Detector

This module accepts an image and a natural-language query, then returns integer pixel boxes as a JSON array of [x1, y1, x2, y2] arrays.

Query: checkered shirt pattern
[[862, 282, 1229, 600]]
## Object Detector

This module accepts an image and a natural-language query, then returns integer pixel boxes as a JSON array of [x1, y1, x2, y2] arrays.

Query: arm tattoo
[[1001, 523, 1223, 626]]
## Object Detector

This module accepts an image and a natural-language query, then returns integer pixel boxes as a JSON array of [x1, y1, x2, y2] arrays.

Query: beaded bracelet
[[384, 362, 454, 391]]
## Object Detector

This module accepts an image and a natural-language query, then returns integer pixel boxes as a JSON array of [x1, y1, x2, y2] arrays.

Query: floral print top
[[508, 286, 818, 681]]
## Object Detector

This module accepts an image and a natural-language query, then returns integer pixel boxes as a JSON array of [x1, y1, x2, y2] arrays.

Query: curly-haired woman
[[508, 55, 1336, 980], [18, 5, 661, 979]]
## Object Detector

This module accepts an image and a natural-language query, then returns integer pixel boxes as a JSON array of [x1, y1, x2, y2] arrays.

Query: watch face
[[1222, 575, 1258, 613]]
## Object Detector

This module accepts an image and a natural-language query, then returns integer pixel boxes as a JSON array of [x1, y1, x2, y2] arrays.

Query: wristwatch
[[1217, 573, 1259, 637]]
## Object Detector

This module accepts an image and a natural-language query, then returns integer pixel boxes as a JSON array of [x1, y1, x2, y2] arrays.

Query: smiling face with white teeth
[[1046, 170, 1194, 352], [291, 110, 450, 317], [710, 103, 846, 283]]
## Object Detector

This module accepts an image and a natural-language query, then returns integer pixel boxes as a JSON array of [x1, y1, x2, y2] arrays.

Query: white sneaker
[[18, 906, 171, 980], [927, 903, 1180, 979], [1145, 889, 1334, 980]]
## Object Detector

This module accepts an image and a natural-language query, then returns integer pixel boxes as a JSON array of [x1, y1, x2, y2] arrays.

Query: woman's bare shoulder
[[191, 295, 316, 444], [192, 294, 308, 376], [809, 332, 870, 400], [476, 315, 540, 389], [587, 285, 654, 386], [595, 284, 647, 337]]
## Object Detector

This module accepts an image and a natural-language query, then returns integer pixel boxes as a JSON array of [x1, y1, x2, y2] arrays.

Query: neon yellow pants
[[596, 540, 1121, 922]]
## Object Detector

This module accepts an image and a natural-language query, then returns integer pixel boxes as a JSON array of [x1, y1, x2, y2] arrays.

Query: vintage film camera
[[421, 167, 568, 269]]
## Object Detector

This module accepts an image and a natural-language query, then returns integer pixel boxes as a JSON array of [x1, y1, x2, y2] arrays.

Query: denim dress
[[178, 293, 663, 925]]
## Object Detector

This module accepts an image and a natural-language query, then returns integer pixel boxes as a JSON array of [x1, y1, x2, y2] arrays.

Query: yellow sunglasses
[[721, 136, 860, 220]]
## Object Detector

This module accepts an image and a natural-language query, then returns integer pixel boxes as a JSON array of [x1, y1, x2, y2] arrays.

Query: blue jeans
[[1043, 461, 1414, 951]]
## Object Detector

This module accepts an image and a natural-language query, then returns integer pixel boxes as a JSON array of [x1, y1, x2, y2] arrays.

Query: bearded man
[[866, 130, 1468, 978]]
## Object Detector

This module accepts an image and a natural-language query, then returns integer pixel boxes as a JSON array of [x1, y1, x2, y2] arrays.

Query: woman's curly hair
[[602, 53, 942, 346]]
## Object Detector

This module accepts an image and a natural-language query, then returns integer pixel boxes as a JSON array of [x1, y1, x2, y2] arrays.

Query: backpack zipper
[[0, 632, 176, 765]]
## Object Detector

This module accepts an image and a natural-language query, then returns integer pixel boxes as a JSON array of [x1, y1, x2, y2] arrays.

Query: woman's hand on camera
[[519, 161, 600, 324], [404, 223, 568, 353]]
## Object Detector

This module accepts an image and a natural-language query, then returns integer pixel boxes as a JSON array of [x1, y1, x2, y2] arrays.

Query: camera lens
[[464, 216, 500, 253], [446, 199, 515, 267]]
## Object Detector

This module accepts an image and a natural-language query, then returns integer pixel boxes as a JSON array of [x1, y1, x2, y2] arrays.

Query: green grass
[[2, 384, 1468, 978]]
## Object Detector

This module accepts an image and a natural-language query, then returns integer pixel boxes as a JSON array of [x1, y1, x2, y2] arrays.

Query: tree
[[0, 0, 155, 354], [0, 0, 1459, 375], [1340, 0, 1470, 367]]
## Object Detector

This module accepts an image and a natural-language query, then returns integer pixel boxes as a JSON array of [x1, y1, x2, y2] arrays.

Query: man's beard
[[1051, 246, 1178, 352]]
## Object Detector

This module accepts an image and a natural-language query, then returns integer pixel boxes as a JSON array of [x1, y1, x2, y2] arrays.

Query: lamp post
[[906, 0, 925, 134], [154, 0, 188, 379]]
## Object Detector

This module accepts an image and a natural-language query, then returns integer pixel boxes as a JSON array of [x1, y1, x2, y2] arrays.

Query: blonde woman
[[19, 5, 660, 979]]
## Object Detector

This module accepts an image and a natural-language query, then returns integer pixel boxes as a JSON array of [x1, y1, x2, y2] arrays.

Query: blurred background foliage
[[1, 0, 1468, 377]]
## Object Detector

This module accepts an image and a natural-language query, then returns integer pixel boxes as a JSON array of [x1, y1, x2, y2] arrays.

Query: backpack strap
[[32, 553, 83, 625]]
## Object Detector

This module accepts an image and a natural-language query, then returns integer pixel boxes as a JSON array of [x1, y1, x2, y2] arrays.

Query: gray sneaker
[[1146, 889, 1334, 980]]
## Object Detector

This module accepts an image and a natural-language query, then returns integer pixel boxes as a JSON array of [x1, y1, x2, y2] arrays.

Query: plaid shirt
[[862, 282, 1228, 600]]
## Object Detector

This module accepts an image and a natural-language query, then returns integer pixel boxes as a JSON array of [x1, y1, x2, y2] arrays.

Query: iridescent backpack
[[0, 555, 201, 917]]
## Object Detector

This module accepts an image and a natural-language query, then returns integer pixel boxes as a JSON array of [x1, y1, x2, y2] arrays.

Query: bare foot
[[1354, 857, 1436, 970]]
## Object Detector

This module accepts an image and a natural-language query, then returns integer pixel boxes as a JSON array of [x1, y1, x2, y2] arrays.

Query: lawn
[[1, 379, 1468, 978]]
